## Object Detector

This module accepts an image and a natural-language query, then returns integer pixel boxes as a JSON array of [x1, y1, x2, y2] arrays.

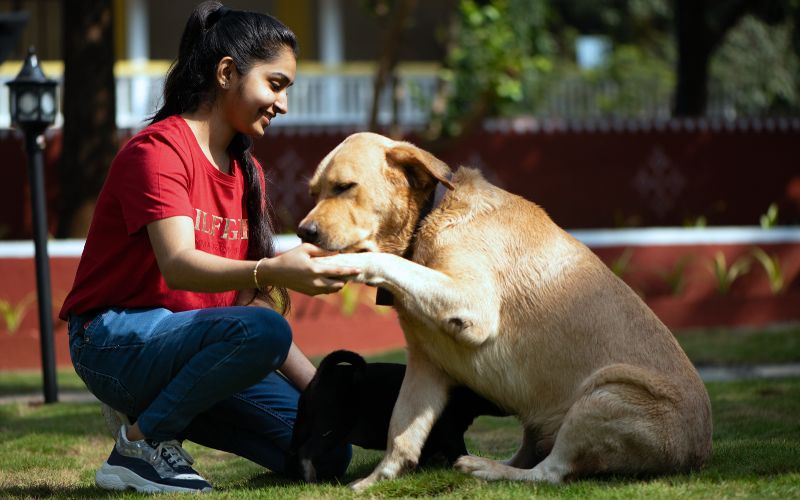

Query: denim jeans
[[68, 306, 350, 477]]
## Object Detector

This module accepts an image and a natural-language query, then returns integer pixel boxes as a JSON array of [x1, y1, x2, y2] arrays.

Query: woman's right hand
[[258, 243, 361, 296]]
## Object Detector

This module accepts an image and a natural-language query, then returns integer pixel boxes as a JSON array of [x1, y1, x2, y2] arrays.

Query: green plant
[[610, 248, 634, 278], [751, 247, 785, 294], [683, 215, 707, 228], [709, 252, 751, 295], [0, 295, 36, 334], [340, 283, 360, 316], [658, 255, 692, 296], [760, 203, 779, 229]]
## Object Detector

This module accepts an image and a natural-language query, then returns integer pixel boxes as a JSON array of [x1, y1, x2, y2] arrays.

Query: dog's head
[[288, 350, 368, 483], [297, 132, 454, 255]]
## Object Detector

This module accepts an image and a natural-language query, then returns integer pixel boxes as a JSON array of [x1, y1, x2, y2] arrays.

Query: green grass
[[0, 377, 798, 498], [0, 369, 85, 397], [675, 324, 800, 365], [1, 325, 800, 497]]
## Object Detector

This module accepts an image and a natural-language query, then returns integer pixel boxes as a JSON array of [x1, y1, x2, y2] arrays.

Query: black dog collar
[[376, 176, 453, 306]]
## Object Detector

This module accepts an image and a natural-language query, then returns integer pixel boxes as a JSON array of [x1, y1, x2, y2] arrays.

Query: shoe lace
[[152, 440, 195, 468]]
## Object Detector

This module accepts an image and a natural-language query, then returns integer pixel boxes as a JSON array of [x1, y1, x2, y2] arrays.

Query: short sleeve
[[110, 132, 194, 235]]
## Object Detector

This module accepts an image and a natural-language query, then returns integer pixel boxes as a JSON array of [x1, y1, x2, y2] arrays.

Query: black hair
[[152, 1, 297, 314]]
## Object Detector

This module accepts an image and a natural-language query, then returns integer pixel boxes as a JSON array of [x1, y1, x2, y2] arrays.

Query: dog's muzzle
[[296, 221, 320, 245]]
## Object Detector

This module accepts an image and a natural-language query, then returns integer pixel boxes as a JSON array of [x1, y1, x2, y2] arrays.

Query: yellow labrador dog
[[297, 132, 712, 491]]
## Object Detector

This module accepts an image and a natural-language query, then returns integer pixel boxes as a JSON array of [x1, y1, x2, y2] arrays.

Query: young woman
[[59, 2, 357, 493]]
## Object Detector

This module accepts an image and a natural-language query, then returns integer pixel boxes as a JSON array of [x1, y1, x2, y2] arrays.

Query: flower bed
[[1, 227, 798, 370]]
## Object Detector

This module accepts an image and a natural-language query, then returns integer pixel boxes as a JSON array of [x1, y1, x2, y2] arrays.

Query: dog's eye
[[332, 182, 356, 195]]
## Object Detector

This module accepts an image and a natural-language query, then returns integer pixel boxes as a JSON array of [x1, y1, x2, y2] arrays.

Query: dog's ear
[[320, 350, 367, 371], [320, 350, 368, 393], [386, 143, 455, 191]]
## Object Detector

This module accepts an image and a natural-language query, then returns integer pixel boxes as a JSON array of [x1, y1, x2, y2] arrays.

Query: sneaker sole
[[96, 463, 212, 494]]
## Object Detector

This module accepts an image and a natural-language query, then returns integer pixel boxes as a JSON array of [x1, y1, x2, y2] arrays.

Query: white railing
[[4, 227, 800, 259], [0, 61, 440, 130], [0, 60, 791, 130]]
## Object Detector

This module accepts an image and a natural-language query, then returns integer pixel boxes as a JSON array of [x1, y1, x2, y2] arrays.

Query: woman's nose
[[275, 92, 288, 115]]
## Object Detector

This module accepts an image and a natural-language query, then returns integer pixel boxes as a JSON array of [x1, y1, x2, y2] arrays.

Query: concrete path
[[696, 363, 800, 382], [2, 363, 799, 405]]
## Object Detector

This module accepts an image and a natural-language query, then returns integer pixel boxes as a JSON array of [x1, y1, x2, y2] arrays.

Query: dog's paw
[[348, 475, 377, 493], [454, 455, 513, 481], [317, 254, 386, 287]]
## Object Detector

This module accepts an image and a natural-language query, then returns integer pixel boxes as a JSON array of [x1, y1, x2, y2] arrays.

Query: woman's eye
[[333, 182, 356, 195]]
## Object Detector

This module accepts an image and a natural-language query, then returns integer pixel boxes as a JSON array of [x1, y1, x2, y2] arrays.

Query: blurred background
[[2, 5, 799, 492], [1, 0, 799, 237], [0, 0, 799, 369]]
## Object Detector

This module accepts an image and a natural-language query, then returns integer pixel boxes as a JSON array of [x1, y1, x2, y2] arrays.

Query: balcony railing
[[0, 60, 440, 130], [0, 60, 790, 130]]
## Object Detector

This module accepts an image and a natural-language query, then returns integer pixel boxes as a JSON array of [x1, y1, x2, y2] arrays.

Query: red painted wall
[[1, 119, 799, 239], [1, 238, 798, 370]]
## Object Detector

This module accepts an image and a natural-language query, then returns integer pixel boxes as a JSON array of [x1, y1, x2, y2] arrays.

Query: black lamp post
[[6, 47, 59, 404]]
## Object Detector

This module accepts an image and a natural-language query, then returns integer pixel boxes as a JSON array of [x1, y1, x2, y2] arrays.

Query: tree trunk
[[673, 0, 712, 117], [368, 0, 417, 134], [58, 0, 117, 238], [673, 0, 757, 117]]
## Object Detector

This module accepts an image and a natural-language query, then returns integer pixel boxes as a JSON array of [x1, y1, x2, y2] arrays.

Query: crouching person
[[59, 2, 358, 493]]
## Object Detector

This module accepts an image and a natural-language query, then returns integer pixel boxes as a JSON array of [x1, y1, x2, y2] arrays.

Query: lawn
[[1, 325, 799, 498]]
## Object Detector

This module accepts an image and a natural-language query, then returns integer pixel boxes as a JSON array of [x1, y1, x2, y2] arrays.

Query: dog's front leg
[[317, 253, 499, 346], [350, 353, 450, 492]]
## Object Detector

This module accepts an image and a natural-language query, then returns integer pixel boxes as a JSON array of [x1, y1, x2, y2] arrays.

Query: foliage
[[0, 294, 35, 335], [434, 0, 556, 137], [657, 255, 690, 296], [709, 251, 751, 295], [711, 14, 800, 117], [760, 203, 780, 229], [432, 0, 800, 127], [609, 248, 634, 278], [683, 215, 708, 228], [751, 247, 785, 294]]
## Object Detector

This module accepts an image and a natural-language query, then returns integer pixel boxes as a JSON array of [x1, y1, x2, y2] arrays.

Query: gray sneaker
[[100, 403, 130, 441], [95, 425, 212, 493]]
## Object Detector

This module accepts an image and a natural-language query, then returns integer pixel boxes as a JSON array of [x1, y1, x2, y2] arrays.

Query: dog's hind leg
[[350, 353, 452, 492], [502, 427, 552, 468], [457, 364, 690, 483], [454, 426, 555, 481]]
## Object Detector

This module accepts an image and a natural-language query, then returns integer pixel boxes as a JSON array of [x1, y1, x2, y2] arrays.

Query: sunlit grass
[[0, 377, 798, 498], [1, 325, 799, 497]]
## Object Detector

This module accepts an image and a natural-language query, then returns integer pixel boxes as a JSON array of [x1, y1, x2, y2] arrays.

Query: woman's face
[[223, 46, 297, 137]]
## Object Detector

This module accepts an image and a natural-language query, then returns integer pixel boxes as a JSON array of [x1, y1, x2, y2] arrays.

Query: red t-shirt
[[60, 115, 255, 320]]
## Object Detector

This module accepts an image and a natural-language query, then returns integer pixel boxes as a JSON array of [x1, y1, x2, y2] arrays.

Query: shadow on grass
[[0, 485, 122, 499]]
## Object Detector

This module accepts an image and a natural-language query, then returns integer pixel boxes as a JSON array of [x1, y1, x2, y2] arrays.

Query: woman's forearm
[[160, 247, 257, 292], [280, 342, 316, 391]]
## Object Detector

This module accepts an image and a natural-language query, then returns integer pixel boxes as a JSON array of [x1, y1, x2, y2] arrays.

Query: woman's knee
[[239, 308, 293, 362]]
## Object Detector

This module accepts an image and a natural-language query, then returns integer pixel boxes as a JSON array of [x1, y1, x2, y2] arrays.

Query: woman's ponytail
[[229, 133, 291, 314]]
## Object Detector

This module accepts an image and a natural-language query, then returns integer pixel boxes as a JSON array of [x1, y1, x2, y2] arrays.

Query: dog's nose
[[296, 222, 320, 244]]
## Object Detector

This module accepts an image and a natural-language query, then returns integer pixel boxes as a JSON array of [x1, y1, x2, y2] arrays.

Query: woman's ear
[[216, 56, 237, 90]]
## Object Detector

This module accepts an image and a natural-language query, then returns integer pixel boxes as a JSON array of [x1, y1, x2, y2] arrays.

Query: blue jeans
[[68, 306, 350, 478]]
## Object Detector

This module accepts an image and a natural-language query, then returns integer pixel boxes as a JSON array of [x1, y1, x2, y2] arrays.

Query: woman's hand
[[259, 243, 361, 296]]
